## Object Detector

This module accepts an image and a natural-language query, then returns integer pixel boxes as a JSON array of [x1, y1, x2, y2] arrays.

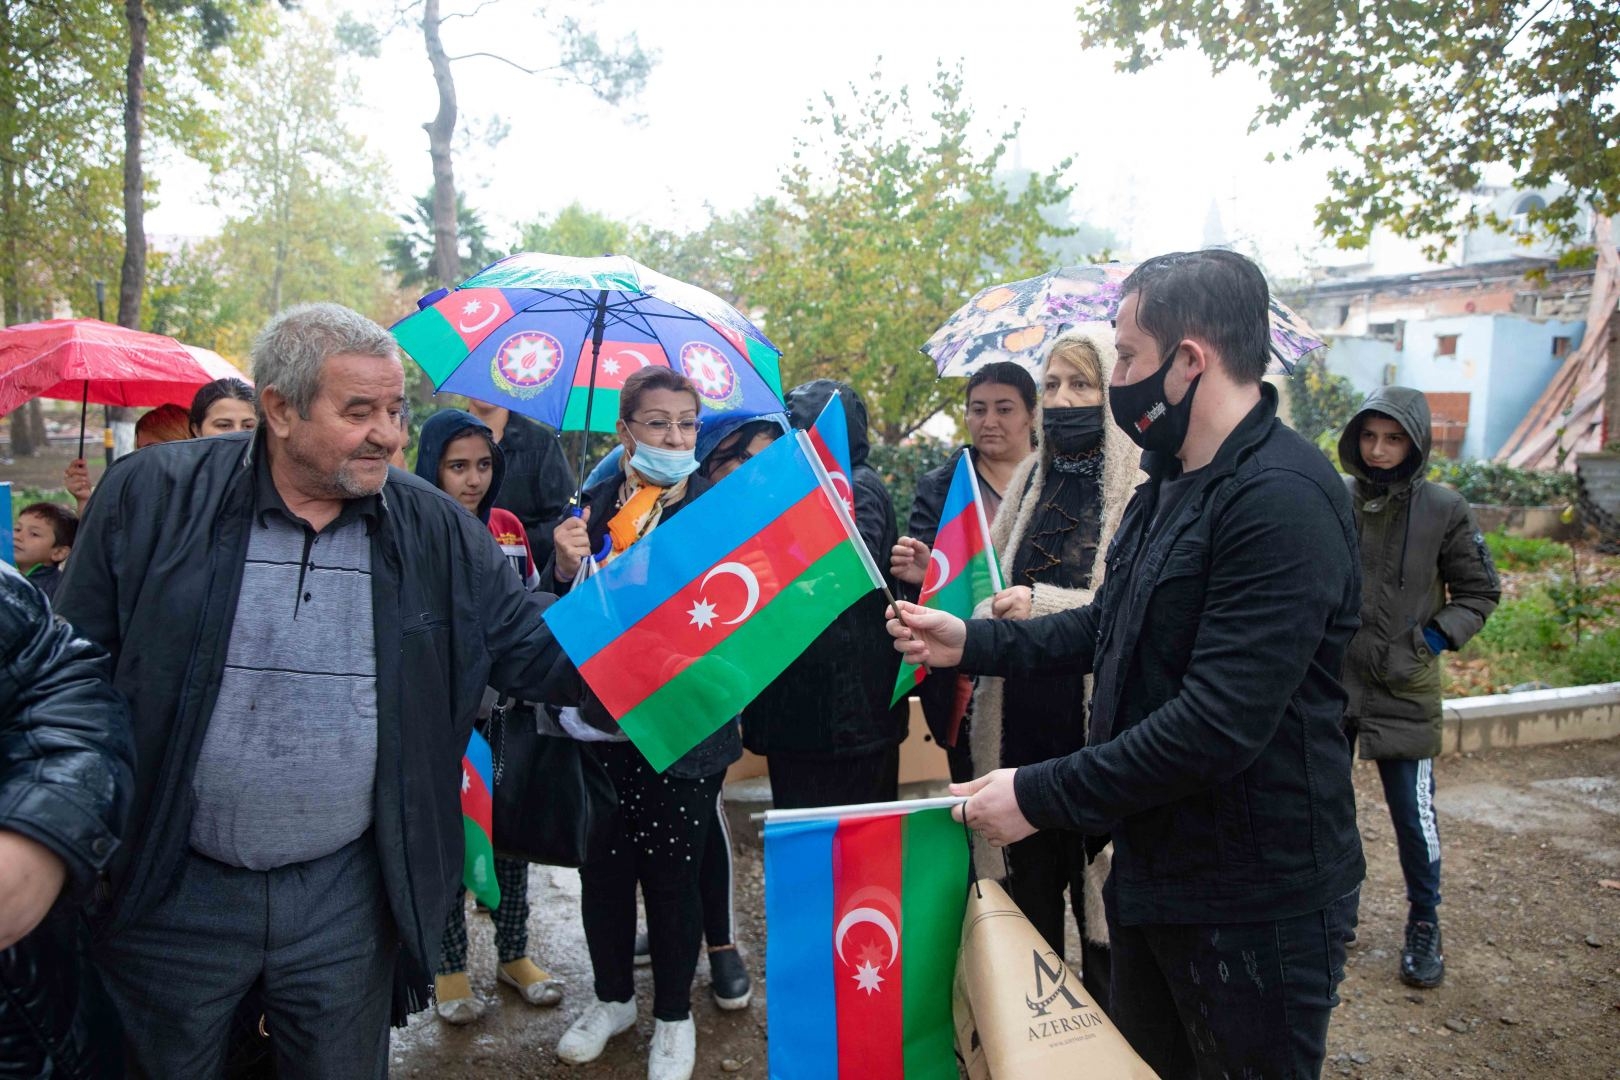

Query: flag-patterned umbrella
[[391, 253, 786, 489], [923, 263, 1326, 378]]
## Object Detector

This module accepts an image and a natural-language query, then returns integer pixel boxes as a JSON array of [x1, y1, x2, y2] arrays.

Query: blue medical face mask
[[629, 439, 699, 486]]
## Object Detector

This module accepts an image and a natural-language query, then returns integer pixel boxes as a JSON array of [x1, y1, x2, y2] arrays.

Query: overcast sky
[[151, 0, 1384, 280]]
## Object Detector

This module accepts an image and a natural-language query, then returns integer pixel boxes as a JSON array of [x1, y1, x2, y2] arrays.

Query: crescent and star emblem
[[619, 348, 656, 369], [455, 296, 503, 335], [834, 906, 900, 968], [686, 562, 761, 630], [922, 548, 951, 598], [827, 469, 854, 512]]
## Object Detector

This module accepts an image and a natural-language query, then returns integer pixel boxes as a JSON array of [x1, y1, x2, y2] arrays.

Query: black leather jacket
[[56, 431, 580, 1020], [963, 386, 1367, 926], [0, 562, 133, 1077]]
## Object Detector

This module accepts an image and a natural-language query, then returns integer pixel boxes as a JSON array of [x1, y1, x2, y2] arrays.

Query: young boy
[[413, 408, 560, 1023], [11, 502, 78, 602], [1337, 387, 1500, 988]]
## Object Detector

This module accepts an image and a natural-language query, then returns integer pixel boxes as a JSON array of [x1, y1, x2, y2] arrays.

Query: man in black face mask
[[887, 250, 1365, 1080]]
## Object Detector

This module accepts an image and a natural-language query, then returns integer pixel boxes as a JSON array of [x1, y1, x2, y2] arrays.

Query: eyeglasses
[[629, 417, 701, 435]]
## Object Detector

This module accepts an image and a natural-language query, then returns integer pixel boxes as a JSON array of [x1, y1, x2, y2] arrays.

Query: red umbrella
[[0, 319, 250, 455]]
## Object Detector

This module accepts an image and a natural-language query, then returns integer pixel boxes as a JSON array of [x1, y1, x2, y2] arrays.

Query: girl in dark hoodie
[[414, 409, 563, 1023]]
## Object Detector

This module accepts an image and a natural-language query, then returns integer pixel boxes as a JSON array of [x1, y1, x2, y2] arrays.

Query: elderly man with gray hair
[[56, 302, 580, 1077]]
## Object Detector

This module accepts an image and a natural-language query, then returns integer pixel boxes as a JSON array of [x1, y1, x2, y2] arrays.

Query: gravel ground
[[391, 738, 1620, 1078]]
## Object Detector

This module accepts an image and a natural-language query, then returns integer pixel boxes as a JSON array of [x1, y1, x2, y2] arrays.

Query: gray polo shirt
[[189, 458, 381, 870]]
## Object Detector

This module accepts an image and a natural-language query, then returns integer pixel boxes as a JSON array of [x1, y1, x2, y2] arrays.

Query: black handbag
[[486, 701, 618, 868]]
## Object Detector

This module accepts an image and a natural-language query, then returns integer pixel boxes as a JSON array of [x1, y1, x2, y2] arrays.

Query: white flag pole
[[755, 795, 967, 825], [963, 456, 1005, 593]]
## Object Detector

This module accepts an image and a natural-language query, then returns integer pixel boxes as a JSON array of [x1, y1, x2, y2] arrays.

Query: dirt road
[[391, 738, 1620, 1078]]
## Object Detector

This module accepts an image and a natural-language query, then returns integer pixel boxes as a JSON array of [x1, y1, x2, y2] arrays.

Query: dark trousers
[[95, 833, 396, 1079], [1003, 828, 1110, 1012], [1376, 757, 1442, 921], [582, 743, 722, 1021], [766, 745, 899, 811], [700, 786, 737, 947], [0, 911, 124, 1080], [1107, 884, 1358, 1080], [440, 856, 531, 972]]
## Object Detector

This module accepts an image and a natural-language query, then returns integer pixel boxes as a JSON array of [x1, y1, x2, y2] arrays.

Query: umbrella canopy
[[391, 252, 785, 437], [923, 263, 1326, 377], [0, 319, 249, 417]]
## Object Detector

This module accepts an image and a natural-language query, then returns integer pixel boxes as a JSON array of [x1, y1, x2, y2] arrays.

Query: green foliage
[[1287, 356, 1361, 446], [868, 438, 954, 526], [517, 203, 631, 259], [391, 189, 497, 293], [748, 63, 1077, 444], [1427, 459, 1576, 506], [1485, 532, 1572, 572], [1075, 1, 1620, 259]]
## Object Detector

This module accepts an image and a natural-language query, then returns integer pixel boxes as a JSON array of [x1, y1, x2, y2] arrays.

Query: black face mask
[[1108, 344, 1201, 455], [1042, 405, 1104, 455]]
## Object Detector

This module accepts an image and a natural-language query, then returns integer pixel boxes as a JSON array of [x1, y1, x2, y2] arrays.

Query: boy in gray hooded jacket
[[1338, 386, 1500, 988]]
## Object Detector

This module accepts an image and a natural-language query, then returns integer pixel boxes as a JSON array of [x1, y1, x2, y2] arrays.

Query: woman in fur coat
[[968, 325, 1140, 1010]]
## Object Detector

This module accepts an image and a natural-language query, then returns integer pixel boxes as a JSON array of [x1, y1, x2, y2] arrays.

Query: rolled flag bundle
[[892, 452, 1003, 705], [460, 729, 501, 909], [764, 799, 970, 1080]]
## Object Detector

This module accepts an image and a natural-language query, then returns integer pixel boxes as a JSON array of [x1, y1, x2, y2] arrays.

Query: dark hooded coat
[[1338, 387, 1500, 760], [414, 409, 506, 524], [742, 380, 907, 758]]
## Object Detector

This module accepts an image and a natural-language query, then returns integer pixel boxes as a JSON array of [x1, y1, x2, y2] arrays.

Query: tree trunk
[[118, 0, 146, 331], [8, 404, 35, 457], [27, 397, 45, 448], [421, 0, 460, 288]]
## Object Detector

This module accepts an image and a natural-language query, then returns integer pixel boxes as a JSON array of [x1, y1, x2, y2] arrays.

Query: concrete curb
[[1443, 681, 1620, 754]]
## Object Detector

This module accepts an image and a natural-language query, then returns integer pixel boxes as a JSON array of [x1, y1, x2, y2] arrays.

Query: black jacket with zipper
[[54, 431, 580, 1020], [961, 384, 1366, 926]]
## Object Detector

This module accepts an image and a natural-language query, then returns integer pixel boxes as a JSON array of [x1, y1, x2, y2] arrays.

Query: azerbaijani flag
[[460, 729, 501, 909], [764, 803, 969, 1080], [806, 391, 856, 515], [543, 431, 886, 772], [891, 453, 1003, 704]]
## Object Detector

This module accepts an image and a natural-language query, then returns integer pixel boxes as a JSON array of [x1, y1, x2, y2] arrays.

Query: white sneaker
[[557, 996, 637, 1065], [647, 1017, 696, 1080]]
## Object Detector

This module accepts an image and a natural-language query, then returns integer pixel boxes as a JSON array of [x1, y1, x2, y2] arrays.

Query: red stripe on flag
[[833, 814, 905, 1080], [435, 288, 515, 352], [460, 757, 494, 834], [572, 341, 670, 389], [578, 488, 848, 719], [806, 428, 855, 513], [921, 504, 988, 600]]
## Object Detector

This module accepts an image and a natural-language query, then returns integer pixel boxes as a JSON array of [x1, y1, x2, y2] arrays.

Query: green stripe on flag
[[746, 338, 783, 400], [618, 541, 871, 771], [901, 807, 969, 1080], [393, 308, 468, 386], [562, 387, 623, 432]]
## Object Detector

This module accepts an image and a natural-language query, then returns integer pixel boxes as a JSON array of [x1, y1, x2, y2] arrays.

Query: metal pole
[[94, 280, 109, 464], [573, 289, 611, 500]]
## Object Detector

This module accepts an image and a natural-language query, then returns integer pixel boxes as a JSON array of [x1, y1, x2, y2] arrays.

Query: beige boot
[[434, 972, 485, 1025]]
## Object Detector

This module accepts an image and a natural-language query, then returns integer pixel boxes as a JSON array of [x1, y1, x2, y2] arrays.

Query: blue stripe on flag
[[764, 817, 838, 1080], [464, 728, 494, 789], [813, 392, 852, 478], [937, 453, 977, 527], [544, 432, 819, 664]]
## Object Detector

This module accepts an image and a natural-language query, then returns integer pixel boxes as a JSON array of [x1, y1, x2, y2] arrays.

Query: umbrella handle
[[77, 381, 89, 460], [569, 505, 613, 564]]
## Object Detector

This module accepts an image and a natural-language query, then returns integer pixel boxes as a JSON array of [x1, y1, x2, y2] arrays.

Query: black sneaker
[[1401, 920, 1445, 988], [709, 947, 752, 1010], [633, 931, 651, 967]]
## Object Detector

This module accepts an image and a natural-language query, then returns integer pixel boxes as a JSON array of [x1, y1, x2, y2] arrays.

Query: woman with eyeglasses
[[544, 366, 741, 1080]]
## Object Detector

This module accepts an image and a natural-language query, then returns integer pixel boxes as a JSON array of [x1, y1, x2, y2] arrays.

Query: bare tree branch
[[445, 50, 567, 76], [439, 0, 507, 23]]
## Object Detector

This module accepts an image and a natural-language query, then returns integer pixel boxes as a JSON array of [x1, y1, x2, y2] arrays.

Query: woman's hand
[[64, 459, 92, 515], [890, 536, 930, 587], [990, 585, 1032, 621], [553, 508, 592, 580]]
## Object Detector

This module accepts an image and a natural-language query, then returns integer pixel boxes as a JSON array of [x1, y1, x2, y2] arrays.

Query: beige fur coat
[[968, 325, 1142, 947]]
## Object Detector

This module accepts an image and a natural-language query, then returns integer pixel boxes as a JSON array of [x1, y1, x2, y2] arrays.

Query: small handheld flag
[[544, 431, 884, 772], [764, 799, 970, 1080], [806, 391, 856, 515], [460, 729, 501, 909], [891, 454, 1003, 705]]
